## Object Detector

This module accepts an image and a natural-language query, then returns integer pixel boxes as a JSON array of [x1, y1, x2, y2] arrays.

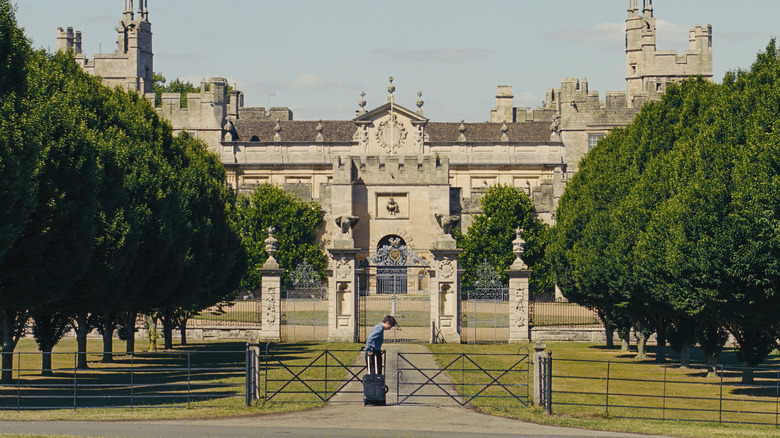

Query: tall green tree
[[456, 184, 551, 293], [236, 184, 325, 289]]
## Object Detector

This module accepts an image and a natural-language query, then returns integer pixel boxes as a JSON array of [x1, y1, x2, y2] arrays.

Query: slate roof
[[231, 120, 553, 143], [232, 120, 356, 143], [425, 122, 552, 143]]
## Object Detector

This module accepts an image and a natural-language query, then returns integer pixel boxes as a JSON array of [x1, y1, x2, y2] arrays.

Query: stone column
[[431, 224, 462, 343], [508, 228, 531, 343], [259, 228, 282, 342], [327, 217, 360, 342]]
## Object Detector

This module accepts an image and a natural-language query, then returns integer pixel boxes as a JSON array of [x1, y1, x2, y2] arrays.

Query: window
[[588, 133, 606, 151]]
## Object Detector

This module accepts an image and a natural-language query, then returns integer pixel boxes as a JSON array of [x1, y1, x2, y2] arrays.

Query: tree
[[236, 184, 325, 289], [153, 73, 200, 108], [551, 41, 780, 376], [155, 133, 247, 349], [456, 184, 551, 293]]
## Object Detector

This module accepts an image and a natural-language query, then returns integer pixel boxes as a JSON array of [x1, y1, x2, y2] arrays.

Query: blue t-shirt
[[365, 323, 384, 352]]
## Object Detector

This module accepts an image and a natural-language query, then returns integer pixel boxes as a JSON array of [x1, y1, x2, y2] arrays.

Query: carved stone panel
[[376, 193, 409, 219]]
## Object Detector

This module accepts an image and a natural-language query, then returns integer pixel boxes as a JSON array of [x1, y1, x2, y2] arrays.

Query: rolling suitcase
[[363, 351, 388, 406]]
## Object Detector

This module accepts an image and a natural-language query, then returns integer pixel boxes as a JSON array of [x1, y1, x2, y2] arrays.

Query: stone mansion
[[56, 1, 713, 342]]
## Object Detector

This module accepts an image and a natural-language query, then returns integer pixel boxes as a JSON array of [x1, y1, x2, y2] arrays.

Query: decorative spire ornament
[[387, 77, 395, 103]]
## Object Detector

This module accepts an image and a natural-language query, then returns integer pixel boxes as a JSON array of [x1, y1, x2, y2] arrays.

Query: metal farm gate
[[461, 262, 509, 343], [359, 240, 431, 343], [281, 261, 328, 342]]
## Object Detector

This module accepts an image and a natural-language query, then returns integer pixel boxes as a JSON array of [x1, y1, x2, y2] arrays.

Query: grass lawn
[[0, 338, 360, 421], [429, 342, 780, 438]]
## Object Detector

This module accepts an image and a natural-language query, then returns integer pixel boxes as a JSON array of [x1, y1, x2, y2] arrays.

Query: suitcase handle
[[384, 385, 389, 394]]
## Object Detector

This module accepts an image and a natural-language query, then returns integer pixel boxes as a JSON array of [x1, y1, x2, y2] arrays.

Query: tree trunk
[[101, 312, 114, 363], [163, 307, 174, 350], [636, 331, 647, 360], [621, 336, 630, 352], [125, 310, 136, 355], [604, 321, 615, 349], [147, 315, 158, 352], [679, 342, 691, 368], [706, 355, 718, 378], [74, 313, 90, 370], [41, 346, 53, 377], [742, 367, 754, 384], [0, 314, 13, 384], [180, 318, 188, 346], [0, 307, 26, 384], [655, 324, 666, 363]]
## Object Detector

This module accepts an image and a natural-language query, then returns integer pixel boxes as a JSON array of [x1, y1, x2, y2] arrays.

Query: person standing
[[365, 315, 396, 374]]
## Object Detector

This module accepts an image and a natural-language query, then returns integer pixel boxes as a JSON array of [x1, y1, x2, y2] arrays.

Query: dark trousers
[[366, 350, 383, 375]]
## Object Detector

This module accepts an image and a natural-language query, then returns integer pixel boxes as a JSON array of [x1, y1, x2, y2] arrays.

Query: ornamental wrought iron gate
[[359, 239, 431, 343], [461, 262, 509, 343], [281, 261, 328, 342]]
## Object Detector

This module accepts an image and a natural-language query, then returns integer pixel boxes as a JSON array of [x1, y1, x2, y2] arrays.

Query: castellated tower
[[57, 0, 153, 94], [625, 0, 712, 105]]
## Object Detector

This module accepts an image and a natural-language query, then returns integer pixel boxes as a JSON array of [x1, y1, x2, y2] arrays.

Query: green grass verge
[[0, 339, 362, 421], [428, 343, 780, 438]]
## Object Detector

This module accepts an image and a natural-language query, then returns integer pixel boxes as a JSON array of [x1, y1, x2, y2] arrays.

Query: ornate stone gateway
[[359, 239, 431, 343], [281, 261, 328, 342], [461, 261, 509, 343]]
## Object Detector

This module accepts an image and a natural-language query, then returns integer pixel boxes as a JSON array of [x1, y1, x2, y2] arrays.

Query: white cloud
[[289, 74, 331, 90]]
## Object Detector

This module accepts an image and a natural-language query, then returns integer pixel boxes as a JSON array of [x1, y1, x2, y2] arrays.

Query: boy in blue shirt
[[365, 315, 396, 374]]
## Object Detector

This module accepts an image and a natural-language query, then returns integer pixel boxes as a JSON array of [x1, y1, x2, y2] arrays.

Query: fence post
[[545, 350, 552, 415], [246, 340, 262, 406], [606, 361, 610, 416], [719, 365, 723, 423], [532, 341, 546, 406]]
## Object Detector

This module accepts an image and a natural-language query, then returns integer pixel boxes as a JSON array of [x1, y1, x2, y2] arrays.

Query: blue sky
[[14, 1, 780, 122]]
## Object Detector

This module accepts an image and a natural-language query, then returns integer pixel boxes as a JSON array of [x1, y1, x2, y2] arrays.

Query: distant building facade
[[57, 0, 712, 342]]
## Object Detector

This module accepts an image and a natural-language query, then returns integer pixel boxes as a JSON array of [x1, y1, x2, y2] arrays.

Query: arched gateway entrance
[[358, 236, 431, 343]]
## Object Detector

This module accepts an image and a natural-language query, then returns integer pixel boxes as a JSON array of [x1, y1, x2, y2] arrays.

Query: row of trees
[[551, 41, 780, 381], [0, 2, 246, 381]]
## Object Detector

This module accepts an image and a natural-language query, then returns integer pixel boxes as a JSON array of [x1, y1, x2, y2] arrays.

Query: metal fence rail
[[550, 358, 780, 426], [0, 350, 246, 410], [263, 347, 366, 403], [189, 300, 262, 327], [397, 349, 530, 407], [529, 298, 600, 327]]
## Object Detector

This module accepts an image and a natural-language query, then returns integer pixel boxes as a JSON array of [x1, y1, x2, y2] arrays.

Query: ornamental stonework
[[376, 114, 407, 154], [336, 257, 352, 280], [265, 287, 277, 325]]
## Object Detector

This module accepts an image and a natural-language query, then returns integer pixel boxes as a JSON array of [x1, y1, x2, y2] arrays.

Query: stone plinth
[[327, 248, 360, 342], [258, 261, 283, 342], [431, 248, 462, 343], [507, 264, 531, 343]]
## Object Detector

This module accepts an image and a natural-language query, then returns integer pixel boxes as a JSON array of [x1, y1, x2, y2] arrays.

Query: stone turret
[[625, 0, 712, 105], [59, 0, 153, 94]]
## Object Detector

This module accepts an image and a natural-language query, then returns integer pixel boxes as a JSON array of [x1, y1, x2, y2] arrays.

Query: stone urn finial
[[262, 227, 280, 269], [265, 227, 278, 259], [512, 228, 528, 269]]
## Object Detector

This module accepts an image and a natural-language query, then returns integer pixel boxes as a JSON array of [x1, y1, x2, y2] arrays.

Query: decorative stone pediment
[[354, 102, 428, 155]]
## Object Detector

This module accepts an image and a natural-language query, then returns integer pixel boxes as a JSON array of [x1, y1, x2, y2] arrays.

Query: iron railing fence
[[550, 357, 780, 426], [397, 349, 530, 407], [0, 350, 246, 410], [529, 296, 600, 327], [189, 300, 262, 327], [262, 346, 367, 403]]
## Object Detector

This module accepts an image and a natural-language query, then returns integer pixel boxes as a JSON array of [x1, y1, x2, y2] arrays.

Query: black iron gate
[[461, 261, 509, 343], [282, 261, 328, 342], [396, 348, 530, 406], [359, 241, 430, 343]]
